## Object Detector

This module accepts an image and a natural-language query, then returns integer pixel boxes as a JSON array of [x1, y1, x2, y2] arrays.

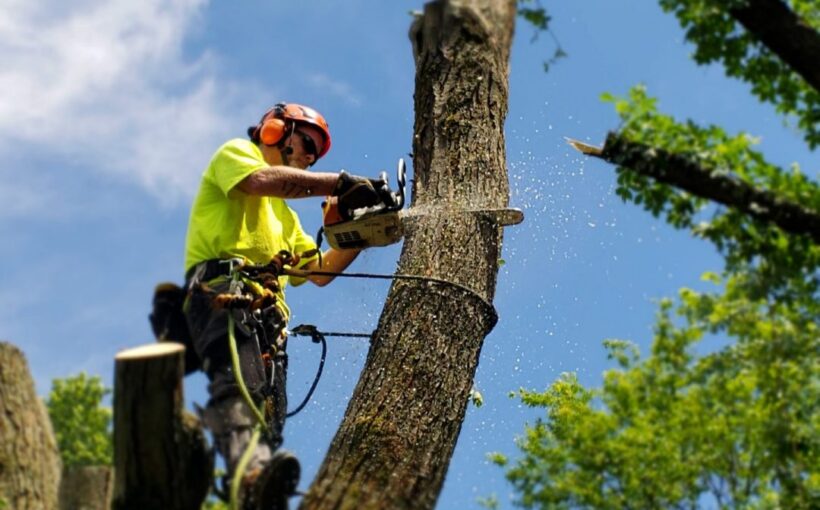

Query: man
[[183, 103, 384, 509]]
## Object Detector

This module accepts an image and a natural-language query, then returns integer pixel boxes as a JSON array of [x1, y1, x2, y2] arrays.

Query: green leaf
[[46, 373, 113, 467]]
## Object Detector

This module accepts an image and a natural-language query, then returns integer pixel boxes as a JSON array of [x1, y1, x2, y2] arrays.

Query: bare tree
[[301, 1, 516, 508]]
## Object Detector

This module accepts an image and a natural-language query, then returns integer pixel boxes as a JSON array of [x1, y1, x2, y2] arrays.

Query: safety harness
[[187, 251, 377, 508], [181, 248, 499, 509]]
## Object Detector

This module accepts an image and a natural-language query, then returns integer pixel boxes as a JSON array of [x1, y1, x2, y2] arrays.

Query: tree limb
[[729, 0, 820, 94], [567, 134, 820, 243]]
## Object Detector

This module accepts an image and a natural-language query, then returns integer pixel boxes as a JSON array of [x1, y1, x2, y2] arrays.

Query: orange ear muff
[[259, 118, 286, 145]]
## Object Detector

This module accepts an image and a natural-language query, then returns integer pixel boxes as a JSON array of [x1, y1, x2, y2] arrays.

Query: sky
[[1, 1, 816, 508]]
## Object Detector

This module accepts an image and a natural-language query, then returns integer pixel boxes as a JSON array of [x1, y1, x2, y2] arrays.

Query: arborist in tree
[[181, 103, 386, 510]]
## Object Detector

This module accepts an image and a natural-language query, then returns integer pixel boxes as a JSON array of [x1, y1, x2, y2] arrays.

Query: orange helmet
[[250, 103, 332, 159]]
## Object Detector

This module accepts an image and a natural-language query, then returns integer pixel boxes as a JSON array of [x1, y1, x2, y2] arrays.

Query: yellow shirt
[[184, 139, 318, 314]]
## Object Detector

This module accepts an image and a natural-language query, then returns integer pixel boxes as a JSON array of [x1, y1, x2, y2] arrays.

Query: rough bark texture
[[59, 465, 113, 510], [729, 0, 820, 94], [599, 132, 820, 243], [300, 1, 515, 509], [112, 343, 212, 510], [0, 341, 61, 510]]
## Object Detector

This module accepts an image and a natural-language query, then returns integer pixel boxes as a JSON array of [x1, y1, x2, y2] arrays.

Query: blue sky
[[2, 1, 816, 508]]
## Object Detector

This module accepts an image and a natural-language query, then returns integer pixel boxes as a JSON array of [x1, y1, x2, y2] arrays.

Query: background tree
[[46, 373, 115, 510], [491, 1, 819, 508], [46, 372, 113, 467]]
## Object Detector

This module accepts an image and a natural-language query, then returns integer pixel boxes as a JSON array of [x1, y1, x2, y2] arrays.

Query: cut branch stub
[[567, 133, 820, 243]]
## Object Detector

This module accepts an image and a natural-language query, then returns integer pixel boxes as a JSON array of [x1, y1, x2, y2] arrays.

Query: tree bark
[[301, 1, 515, 509], [112, 343, 211, 510], [729, 0, 820, 95], [587, 132, 820, 243], [0, 342, 61, 510], [59, 465, 113, 510]]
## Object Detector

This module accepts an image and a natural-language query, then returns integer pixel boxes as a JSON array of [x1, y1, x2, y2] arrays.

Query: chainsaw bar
[[322, 157, 524, 250], [324, 206, 524, 250], [400, 206, 524, 227]]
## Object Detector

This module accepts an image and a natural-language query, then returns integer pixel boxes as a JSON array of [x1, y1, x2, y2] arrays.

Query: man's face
[[288, 124, 325, 169]]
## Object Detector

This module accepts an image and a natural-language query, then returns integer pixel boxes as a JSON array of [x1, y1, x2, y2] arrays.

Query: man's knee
[[202, 396, 275, 473]]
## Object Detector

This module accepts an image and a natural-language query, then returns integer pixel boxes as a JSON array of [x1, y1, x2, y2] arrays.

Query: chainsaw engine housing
[[323, 211, 403, 249], [322, 159, 406, 250]]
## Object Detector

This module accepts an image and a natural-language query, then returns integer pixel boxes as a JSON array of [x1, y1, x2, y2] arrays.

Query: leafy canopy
[[46, 372, 113, 467], [494, 1, 819, 508], [658, 0, 820, 149]]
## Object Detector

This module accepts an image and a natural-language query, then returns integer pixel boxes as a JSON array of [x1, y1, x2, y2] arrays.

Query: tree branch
[[729, 0, 820, 94], [567, 134, 820, 243]]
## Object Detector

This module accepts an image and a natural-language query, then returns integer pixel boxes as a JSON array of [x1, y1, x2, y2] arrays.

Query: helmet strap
[[278, 122, 297, 165]]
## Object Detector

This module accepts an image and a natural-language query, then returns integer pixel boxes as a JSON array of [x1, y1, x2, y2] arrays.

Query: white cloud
[[0, 0, 252, 206], [306, 73, 363, 107]]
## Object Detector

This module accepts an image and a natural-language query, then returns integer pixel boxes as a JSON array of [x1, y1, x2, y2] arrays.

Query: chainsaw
[[320, 159, 524, 250]]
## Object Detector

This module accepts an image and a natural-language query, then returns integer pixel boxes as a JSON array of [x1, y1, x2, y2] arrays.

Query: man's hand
[[333, 171, 385, 218]]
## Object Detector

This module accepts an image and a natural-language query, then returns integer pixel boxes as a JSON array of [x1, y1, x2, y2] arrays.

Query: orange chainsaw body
[[322, 197, 403, 250]]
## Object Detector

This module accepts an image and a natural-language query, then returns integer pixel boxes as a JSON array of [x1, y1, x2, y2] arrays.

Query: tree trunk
[[301, 1, 515, 509], [0, 342, 61, 510], [59, 465, 113, 510], [112, 343, 211, 510]]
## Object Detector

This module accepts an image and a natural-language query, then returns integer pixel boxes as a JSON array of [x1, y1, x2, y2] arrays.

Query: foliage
[[657, 0, 820, 149], [494, 1, 820, 508], [493, 277, 818, 508], [602, 85, 820, 303], [517, 0, 566, 72], [471, 386, 485, 407], [46, 373, 113, 467]]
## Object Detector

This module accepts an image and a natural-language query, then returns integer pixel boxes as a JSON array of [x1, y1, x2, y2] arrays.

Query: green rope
[[230, 426, 262, 510], [227, 313, 268, 429], [227, 312, 268, 510]]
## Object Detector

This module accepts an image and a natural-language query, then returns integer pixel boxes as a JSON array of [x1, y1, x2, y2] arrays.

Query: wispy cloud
[[306, 73, 363, 107], [0, 0, 253, 206]]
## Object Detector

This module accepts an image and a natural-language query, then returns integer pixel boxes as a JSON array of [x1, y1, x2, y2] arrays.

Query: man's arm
[[236, 166, 339, 199], [302, 248, 361, 287]]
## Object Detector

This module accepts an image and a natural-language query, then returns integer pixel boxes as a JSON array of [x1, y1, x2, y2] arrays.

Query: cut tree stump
[[59, 465, 113, 510], [0, 341, 61, 510], [112, 342, 211, 510]]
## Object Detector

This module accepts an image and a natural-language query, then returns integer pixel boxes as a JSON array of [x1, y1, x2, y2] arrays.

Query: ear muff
[[259, 117, 286, 146]]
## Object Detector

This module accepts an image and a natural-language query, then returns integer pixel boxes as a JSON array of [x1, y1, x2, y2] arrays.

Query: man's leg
[[186, 283, 297, 508], [201, 365, 274, 476]]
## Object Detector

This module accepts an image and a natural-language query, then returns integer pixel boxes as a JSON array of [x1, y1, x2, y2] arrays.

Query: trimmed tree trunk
[[112, 343, 211, 510], [0, 342, 61, 510], [301, 1, 515, 509], [59, 465, 113, 510]]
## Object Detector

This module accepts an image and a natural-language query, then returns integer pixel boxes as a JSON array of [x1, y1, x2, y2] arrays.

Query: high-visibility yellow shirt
[[184, 138, 317, 315]]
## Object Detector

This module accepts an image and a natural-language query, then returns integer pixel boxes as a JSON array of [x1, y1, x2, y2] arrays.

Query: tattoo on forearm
[[281, 181, 310, 198]]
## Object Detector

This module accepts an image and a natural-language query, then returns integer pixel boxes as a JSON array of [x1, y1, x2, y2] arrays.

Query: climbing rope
[[194, 250, 497, 509], [282, 266, 498, 325]]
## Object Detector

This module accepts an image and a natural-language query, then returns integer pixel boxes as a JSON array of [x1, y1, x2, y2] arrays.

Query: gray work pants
[[184, 275, 289, 477]]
